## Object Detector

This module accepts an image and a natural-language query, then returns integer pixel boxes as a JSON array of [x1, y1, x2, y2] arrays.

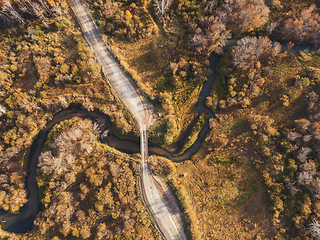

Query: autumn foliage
[[33, 118, 160, 239], [214, 44, 320, 238]]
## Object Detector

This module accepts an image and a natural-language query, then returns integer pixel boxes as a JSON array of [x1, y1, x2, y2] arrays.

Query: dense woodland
[[2, 0, 320, 239]]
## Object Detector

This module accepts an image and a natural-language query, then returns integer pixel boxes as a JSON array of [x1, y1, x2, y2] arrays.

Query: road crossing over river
[[68, 0, 187, 239]]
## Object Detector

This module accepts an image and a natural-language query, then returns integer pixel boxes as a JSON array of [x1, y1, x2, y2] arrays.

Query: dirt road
[[68, 0, 187, 239]]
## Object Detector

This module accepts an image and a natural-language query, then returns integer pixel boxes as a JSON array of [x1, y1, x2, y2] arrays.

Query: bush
[[55, 18, 71, 30], [208, 155, 230, 165]]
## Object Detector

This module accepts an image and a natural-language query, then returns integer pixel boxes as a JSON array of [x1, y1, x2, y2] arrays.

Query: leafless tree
[[19, 0, 38, 16], [297, 147, 312, 162], [310, 220, 320, 239], [38, 0, 52, 15], [204, 0, 218, 13], [217, 0, 270, 33], [0, 0, 65, 28], [306, 91, 319, 103], [96, 223, 110, 240], [0, 105, 7, 116], [188, 15, 230, 54], [38, 119, 98, 176], [282, 5, 320, 44], [297, 170, 315, 185], [232, 36, 280, 70], [266, 21, 279, 35], [295, 118, 311, 133], [1, 0, 25, 25], [286, 182, 300, 195], [188, 34, 208, 53], [55, 191, 74, 222], [154, 0, 172, 16], [303, 134, 312, 142], [287, 131, 301, 142]]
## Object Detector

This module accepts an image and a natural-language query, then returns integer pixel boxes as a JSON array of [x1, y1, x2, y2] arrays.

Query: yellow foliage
[[125, 10, 133, 20]]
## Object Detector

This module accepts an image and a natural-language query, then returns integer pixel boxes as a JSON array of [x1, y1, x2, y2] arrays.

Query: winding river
[[0, 38, 318, 233], [0, 41, 222, 233]]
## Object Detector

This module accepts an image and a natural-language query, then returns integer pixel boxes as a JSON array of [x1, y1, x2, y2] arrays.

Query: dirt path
[[68, 0, 186, 239]]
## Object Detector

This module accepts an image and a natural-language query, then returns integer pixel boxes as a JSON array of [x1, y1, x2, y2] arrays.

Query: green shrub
[[208, 155, 230, 165], [55, 18, 71, 30]]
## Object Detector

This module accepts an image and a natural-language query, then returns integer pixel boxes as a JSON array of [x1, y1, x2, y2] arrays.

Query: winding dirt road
[[68, 0, 187, 239]]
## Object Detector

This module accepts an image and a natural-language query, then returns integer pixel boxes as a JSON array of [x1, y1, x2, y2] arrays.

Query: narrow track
[[68, 0, 187, 239]]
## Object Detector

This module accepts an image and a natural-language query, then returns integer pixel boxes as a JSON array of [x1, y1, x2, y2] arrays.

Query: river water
[[1, 39, 318, 233], [0, 47, 222, 232]]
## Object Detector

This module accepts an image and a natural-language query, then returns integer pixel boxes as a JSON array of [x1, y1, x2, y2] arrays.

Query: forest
[[1, 0, 320, 239]]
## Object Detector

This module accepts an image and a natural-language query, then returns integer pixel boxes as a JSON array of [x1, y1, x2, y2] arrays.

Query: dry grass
[[168, 152, 274, 239], [205, 49, 320, 238], [106, 13, 205, 144], [178, 113, 208, 155]]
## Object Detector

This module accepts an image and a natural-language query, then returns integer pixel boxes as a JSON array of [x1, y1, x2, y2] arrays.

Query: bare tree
[[96, 223, 110, 240], [232, 36, 280, 70], [38, 0, 52, 15], [217, 0, 270, 33], [0, 105, 7, 116], [297, 147, 312, 163], [0, 0, 65, 28], [154, 0, 172, 16], [38, 119, 98, 176], [297, 170, 315, 185], [20, 0, 49, 27], [204, 0, 218, 13], [2, 0, 25, 25], [287, 131, 301, 142], [310, 220, 320, 239], [187, 15, 230, 54], [282, 5, 320, 44]]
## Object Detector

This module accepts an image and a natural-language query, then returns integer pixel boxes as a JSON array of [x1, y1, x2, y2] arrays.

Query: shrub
[[55, 18, 71, 30]]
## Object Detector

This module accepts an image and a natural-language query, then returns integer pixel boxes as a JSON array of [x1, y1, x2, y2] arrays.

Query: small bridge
[[68, 0, 187, 239]]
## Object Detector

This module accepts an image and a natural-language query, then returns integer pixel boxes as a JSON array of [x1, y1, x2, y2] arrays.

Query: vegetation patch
[[211, 41, 320, 238]]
